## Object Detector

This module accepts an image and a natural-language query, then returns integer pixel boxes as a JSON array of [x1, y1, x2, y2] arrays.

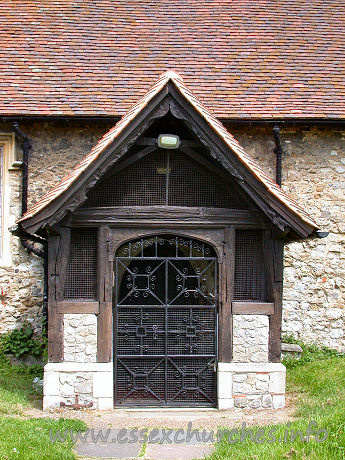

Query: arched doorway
[[114, 234, 218, 407]]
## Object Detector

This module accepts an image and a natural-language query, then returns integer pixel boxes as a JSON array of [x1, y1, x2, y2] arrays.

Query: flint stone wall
[[43, 362, 113, 410], [230, 124, 345, 352], [0, 120, 343, 352], [232, 315, 269, 362], [0, 120, 110, 335], [218, 363, 286, 410], [0, 134, 44, 335], [63, 314, 97, 362]]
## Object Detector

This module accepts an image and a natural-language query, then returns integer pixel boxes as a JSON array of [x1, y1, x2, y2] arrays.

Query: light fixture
[[157, 134, 180, 149]]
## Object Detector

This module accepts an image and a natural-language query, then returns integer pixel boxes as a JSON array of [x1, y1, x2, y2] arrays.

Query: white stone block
[[45, 362, 113, 372], [217, 371, 232, 399], [262, 394, 273, 408], [218, 362, 286, 373], [232, 373, 247, 383], [272, 394, 285, 409], [60, 383, 75, 397], [248, 395, 262, 409], [93, 370, 114, 398], [233, 381, 253, 394], [98, 397, 114, 410], [269, 372, 286, 394], [255, 379, 269, 392], [218, 398, 234, 410], [330, 328, 344, 339], [43, 371, 60, 396], [76, 379, 92, 394], [256, 374, 269, 382]]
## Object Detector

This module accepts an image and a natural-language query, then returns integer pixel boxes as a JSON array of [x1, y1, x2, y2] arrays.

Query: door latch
[[207, 361, 217, 372]]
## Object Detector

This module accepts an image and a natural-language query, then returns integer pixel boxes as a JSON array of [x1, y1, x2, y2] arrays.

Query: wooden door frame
[[47, 220, 283, 365], [96, 226, 233, 364]]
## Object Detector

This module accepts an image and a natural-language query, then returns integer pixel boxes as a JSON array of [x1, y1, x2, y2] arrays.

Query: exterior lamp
[[157, 134, 180, 149]]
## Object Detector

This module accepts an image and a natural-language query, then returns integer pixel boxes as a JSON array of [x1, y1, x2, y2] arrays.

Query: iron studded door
[[114, 235, 218, 407]]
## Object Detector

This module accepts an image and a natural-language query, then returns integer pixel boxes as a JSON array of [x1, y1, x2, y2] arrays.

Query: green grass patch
[[0, 353, 87, 459], [0, 356, 43, 415], [0, 417, 87, 460], [282, 333, 343, 369], [209, 349, 345, 459]]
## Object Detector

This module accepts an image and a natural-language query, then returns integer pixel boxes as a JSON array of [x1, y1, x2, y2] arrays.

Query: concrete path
[[43, 407, 291, 459], [75, 427, 214, 459]]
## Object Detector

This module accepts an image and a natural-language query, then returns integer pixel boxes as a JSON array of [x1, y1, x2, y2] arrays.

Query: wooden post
[[47, 232, 65, 362], [97, 226, 113, 362], [264, 231, 284, 362], [218, 227, 234, 362]]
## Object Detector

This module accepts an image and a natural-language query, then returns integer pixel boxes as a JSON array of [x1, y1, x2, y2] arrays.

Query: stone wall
[[229, 124, 345, 352], [0, 120, 111, 336], [43, 362, 113, 410], [218, 363, 286, 410], [232, 315, 269, 362], [63, 314, 97, 363], [0, 125, 44, 334], [0, 120, 343, 352]]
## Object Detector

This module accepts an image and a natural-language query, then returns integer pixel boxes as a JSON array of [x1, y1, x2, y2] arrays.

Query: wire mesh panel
[[114, 235, 218, 407], [84, 150, 250, 209], [233, 230, 267, 301], [63, 228, 98, 300]]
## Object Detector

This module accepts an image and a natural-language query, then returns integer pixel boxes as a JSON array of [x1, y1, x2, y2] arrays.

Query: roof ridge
[[159, 69, 184, 82]]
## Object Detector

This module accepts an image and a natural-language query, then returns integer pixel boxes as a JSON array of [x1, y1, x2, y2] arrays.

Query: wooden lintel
[[56, 301, 100, 314], [72, 207, 270, 228], [232, 302, 275, 315]]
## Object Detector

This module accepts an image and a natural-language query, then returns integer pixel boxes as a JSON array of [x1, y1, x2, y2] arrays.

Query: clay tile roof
[[1, 0, 345, 119], [18, 70, 317, 231]]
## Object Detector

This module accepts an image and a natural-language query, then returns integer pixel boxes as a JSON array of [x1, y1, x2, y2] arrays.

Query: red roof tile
[[1, 0, 345, 119], [18, 71, 317, 231]]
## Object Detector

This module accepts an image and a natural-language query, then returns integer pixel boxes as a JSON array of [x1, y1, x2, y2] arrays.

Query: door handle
[[207, 361, 217, 372]]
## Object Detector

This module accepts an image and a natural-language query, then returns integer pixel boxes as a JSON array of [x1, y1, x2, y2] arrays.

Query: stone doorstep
[[281, 343, 303, 353]]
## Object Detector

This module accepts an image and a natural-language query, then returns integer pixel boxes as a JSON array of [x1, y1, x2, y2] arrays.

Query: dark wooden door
[[114, 234, 218, 407]]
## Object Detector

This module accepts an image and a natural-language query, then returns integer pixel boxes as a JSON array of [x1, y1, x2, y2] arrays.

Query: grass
[[0, 355, 87, 459], [0, 340, 344, 459], [0, 417, 86, 460], [209, 346, 345, 459], [0, 356, 43, 415]]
